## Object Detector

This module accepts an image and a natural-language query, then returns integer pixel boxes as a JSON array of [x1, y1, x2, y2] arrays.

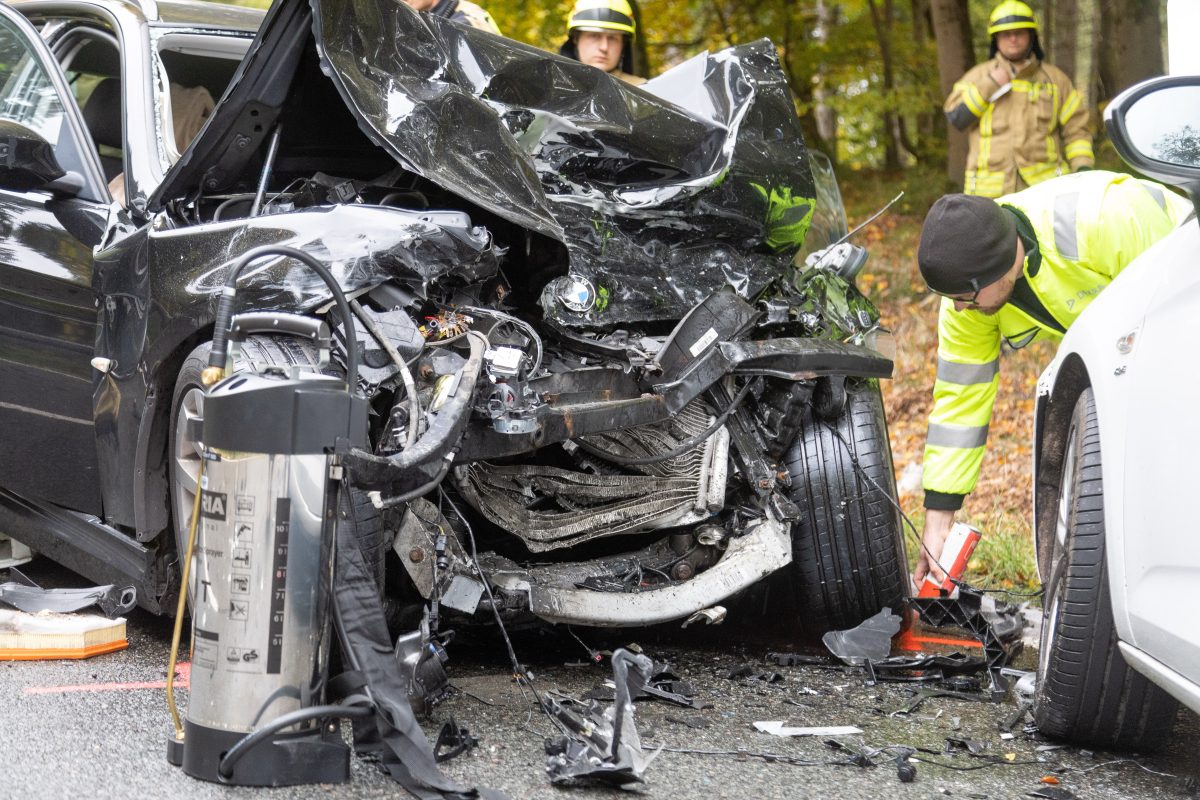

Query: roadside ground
[[1, 558, 1197, 799]]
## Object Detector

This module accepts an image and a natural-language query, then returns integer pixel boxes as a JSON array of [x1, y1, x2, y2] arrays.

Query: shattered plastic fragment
[[753, 721, 863, 737], [822, 607, 902, 665]]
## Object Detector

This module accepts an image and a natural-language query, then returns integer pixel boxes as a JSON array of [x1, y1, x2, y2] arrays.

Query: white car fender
[[1033, 228, 1181, 642]]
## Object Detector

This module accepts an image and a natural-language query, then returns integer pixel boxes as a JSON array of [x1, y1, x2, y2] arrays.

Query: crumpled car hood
[[159, 0, 817, 327]]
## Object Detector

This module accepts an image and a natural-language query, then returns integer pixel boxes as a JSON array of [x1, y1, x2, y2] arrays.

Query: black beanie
[[917, 194, 1017, 295]]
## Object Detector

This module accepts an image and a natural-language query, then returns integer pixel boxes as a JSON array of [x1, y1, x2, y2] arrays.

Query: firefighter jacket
[[611, 69, 646, 86], [945, 56, 1094, 198], [431, 0, 501, 34], [923, 171, 1192, 510]]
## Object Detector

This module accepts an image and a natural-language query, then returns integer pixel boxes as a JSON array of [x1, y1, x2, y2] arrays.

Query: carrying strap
[[331, 517, 506, 799]]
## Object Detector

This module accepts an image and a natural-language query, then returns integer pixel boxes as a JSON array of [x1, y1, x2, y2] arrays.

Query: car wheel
[[1033, 388, 1178, 749], [168, 336, 386, 604], [781, 379, 908, 631]]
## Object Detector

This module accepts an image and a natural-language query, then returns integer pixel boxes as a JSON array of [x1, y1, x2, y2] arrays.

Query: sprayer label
[[200, 490, 227, 521], [267, 497, 290, 675]]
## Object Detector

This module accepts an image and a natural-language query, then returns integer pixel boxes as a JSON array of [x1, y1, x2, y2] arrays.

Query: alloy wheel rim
[[171, 386, 205, 570], [1041, 420, 1078, 680]]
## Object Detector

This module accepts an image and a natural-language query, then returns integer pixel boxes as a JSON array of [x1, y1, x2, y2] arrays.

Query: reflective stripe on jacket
[[945, 57, 1093, 198], [922, 171, 1191, 504]]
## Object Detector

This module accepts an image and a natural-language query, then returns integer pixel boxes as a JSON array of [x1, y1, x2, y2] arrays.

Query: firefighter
[[913, 171, 1191, 587], [559, 0, 646, 86], [945, 1, 1093, 197], [401, 0, 501, 35]]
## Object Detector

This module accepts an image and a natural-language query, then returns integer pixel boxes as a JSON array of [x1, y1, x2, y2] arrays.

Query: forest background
[[218, 0, 1175, 590]]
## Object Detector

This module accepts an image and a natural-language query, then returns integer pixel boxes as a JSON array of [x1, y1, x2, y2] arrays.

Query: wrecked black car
[[0, 0, 906, 633]]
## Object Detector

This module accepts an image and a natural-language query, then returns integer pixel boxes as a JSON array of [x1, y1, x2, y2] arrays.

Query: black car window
[[0, 16, 91, 181]]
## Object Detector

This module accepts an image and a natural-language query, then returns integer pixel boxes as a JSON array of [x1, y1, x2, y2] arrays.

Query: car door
[[1120, 221, 1200, 686], [0, 4, 111, 514]]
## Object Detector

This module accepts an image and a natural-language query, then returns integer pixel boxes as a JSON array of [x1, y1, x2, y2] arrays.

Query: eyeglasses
[[928, 279, 983, 307]]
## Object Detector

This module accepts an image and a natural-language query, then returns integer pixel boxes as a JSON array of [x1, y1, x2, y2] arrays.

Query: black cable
[[574, 379, 756, 467], [374, 457, 454, 508], [217, 703, 374, 780], [438, 489, 570, 737], [819, 418, 1042, 599]]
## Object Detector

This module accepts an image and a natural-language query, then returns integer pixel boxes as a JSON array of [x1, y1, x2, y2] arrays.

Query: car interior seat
[[81, 77, 123, 180]]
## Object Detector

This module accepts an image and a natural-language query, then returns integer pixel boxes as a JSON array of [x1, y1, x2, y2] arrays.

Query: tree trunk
[[867, 0, 902, 170], [1049, 0, 1078, 80], [911, 0, 937, 146], [930, 0, 974, 188], [1098, 0, 1163, 102], [1046, 0, 1056, 57], [813, 0, 839, 163]]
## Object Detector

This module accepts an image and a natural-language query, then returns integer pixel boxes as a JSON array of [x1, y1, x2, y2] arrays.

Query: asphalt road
[[2, 558, 1197, 800]]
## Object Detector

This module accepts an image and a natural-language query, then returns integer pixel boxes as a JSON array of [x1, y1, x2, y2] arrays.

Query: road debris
[[682, 606, 727, 628], [768, 652, 837, 667], [1028, 787, 1076, 800], [584, 662, 707, 709], [909, 589, 1025, 700], [0, 568, 135, 619], [434, 718, 478, 763], [665, 715, 711, 730], [0, 608, 127, 660], [893, 687, 990, 716], [544, 648, 661, 789], [726, 664, 784, 684], [753, 721, 863, 737], [822, 607, 902, 664]]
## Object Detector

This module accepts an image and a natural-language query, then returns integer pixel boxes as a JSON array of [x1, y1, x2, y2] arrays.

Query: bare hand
[[989, 65, 1012, 87], [913, 508, 956, 591]]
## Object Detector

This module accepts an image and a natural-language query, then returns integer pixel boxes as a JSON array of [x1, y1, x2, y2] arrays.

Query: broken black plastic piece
[[767, 652, 837, 667], [433, 718, 478, 763], [908, 589, 1023, 700]]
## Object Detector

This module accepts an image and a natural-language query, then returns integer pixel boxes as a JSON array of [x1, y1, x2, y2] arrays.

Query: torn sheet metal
[[149, 204, 499, 316], [305, 0, 816, 328], [753, 721, 863, 737], [822, 607, 901, 665], [682, 606, 726, 628], [0, 568, 136, 619], [544, 648, 661, 788], [585, 662, 706, 710]]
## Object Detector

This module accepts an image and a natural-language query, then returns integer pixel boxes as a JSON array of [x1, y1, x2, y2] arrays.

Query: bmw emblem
[[557, 275, 596, 313]]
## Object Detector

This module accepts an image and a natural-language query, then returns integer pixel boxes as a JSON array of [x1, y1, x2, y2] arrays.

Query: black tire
[[1034, 389, 1178, 749], [169, 336, 386, 602], [782, 379, 908, 632]]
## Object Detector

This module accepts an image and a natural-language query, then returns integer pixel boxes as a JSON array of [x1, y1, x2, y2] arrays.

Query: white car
[[1032, 74, 1200, 749]]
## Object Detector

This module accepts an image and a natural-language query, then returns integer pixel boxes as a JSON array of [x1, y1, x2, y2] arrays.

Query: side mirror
[[1105, 75, 1200, 210], [0, 119, 66, 192]]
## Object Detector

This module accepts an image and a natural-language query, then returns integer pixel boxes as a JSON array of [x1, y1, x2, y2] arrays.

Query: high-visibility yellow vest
[[922, 171, 1192, 507]]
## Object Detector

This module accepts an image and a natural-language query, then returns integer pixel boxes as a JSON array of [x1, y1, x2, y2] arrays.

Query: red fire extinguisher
[[917, 522, 982, 598]]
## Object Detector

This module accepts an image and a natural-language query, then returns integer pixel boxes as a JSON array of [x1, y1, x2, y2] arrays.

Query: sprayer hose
[[166, 457, 205, 740], [217, 703, 374, 781]]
